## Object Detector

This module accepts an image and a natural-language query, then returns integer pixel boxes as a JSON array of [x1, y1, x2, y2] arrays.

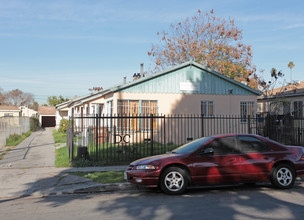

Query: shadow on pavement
[[1, 176, 303, 220]]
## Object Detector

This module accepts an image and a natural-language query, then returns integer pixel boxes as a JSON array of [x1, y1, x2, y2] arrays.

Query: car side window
[[238, 136, 269, 153], [206, 137, 237, 155]]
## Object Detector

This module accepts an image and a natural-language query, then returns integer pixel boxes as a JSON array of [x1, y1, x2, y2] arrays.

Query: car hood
[[130, 153, 180, 166]]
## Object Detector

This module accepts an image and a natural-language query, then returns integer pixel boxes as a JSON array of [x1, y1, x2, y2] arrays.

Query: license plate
[[124, 171, 128, 180]]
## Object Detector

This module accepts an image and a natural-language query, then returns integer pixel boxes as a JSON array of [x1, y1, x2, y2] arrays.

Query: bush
[[58, 119, 69, 133], [30, 117, 40, 131]]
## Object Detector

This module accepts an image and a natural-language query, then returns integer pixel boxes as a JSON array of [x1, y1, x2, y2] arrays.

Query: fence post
[[255, 114, 258, 135], [201, 114, 204, 137], [95, 114, 99, 161], [247, 115, 251, 134], [164, 115, 166, 153], [71, 108, 74, 161], [151, 114, 154, 155], [298, 127, 301, 146]]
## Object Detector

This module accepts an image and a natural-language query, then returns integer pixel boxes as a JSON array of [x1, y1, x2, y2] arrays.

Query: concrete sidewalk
[[0, 128, 138, 199], [0, 166, 137, 198]]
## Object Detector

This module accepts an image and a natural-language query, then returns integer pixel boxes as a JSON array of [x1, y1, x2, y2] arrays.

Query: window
[[294, 101, 303, 119], [238, 136, 268, 153], [283, 102, 291, 115], [117, 100, 158, 131], [206, 137, 237, 155], [117, 100, 139, 131], [240, 101, 255, 122], [141, 101, 157, 131], [201, 101, 214, 116]]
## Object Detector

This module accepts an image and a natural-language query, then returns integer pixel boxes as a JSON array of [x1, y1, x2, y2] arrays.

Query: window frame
[[240, 101, 255, 123], [201, 101, 214, 117], [117, 99, 158, 132]]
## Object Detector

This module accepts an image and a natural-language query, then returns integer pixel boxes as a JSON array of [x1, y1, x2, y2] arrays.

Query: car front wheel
[[160, 167, 188, 195], [270, 164, 295, 189]]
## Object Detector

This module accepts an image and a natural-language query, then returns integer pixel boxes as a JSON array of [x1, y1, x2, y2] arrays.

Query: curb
[[72, 182, 139, 193]]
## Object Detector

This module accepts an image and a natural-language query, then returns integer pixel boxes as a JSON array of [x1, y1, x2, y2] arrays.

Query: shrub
[[58, 119, 69, 133], [71, 159, 94, 167], [30, 117, 40, 131]]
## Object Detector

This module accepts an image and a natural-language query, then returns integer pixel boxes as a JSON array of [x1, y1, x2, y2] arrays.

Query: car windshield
[[172, 137, 213, 154]]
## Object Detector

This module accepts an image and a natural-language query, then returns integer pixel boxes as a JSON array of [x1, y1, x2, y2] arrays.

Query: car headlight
[[136, 165, 156, 170]]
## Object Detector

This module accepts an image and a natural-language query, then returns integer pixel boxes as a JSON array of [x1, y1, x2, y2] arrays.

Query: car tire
[[270, 164, 295, 189], [160, 167, 188, 195]]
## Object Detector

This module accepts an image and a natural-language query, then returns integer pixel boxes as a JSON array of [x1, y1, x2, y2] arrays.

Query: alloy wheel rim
[[165, 171, 184, 191], [277, 167, 292, 186]]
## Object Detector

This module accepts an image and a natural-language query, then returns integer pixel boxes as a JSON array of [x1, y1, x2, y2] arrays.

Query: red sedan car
[[125, 134, 304, 195]]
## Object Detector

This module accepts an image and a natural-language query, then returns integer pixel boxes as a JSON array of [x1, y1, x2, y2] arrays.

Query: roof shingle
[[39, 106, 56, 115], [0, 105, 20, 111]]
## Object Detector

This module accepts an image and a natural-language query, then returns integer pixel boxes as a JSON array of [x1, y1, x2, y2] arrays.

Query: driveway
[[0, 128, 55, 168]]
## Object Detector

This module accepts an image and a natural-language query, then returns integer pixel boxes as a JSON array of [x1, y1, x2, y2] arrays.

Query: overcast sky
[[0, 0, 303, 104]]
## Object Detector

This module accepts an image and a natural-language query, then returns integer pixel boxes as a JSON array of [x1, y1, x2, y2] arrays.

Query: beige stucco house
[[57, 61, 261, 128], [0, 105, 21, 117]]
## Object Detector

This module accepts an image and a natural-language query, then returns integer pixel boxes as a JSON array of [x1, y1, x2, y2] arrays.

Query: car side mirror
[[200, 148, 214, 155]]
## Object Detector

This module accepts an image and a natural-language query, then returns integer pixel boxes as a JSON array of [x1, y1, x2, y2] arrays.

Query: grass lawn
[[6, 131, 32, 146], [55, 146, 70, 167], [53, 130, 67, 143], [71, 171, 126, 184]]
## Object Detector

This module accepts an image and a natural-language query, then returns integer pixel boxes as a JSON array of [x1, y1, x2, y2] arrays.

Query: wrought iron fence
[[67, 114, 283, 165]]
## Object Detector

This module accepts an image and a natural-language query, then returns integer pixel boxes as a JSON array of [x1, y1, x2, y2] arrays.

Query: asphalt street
[[1, 184, 304, 220]]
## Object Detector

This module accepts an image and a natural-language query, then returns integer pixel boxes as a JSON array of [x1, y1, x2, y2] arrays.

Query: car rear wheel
[[160, 167, 188, 195], [270, 164, 295, 189]]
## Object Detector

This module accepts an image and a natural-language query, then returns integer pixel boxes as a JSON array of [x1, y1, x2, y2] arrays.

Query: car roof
[[211, 134, 261, 138]]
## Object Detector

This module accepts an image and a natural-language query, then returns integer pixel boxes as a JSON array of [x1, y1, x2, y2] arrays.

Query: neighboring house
[[39, 106, 56, 127], [0, 105, 21, 117], [258, 81, 304, 118], [57, 61, 261, 125], [55, 94, 106, 128], [19, 106, 38, 117]]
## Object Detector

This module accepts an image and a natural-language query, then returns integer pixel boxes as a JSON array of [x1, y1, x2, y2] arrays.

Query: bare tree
[[259, 67, 298, 114], [4, 89, 34, 106]]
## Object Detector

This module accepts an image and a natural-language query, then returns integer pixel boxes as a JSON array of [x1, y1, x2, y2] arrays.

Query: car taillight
[[300, 155, 304, 161]]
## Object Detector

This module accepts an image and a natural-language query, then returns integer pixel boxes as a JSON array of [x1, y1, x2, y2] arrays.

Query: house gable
[[117, 62, 260, 96]]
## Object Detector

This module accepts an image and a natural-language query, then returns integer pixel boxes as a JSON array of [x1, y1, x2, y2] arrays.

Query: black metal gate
[[263, 114, 304, 146]]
